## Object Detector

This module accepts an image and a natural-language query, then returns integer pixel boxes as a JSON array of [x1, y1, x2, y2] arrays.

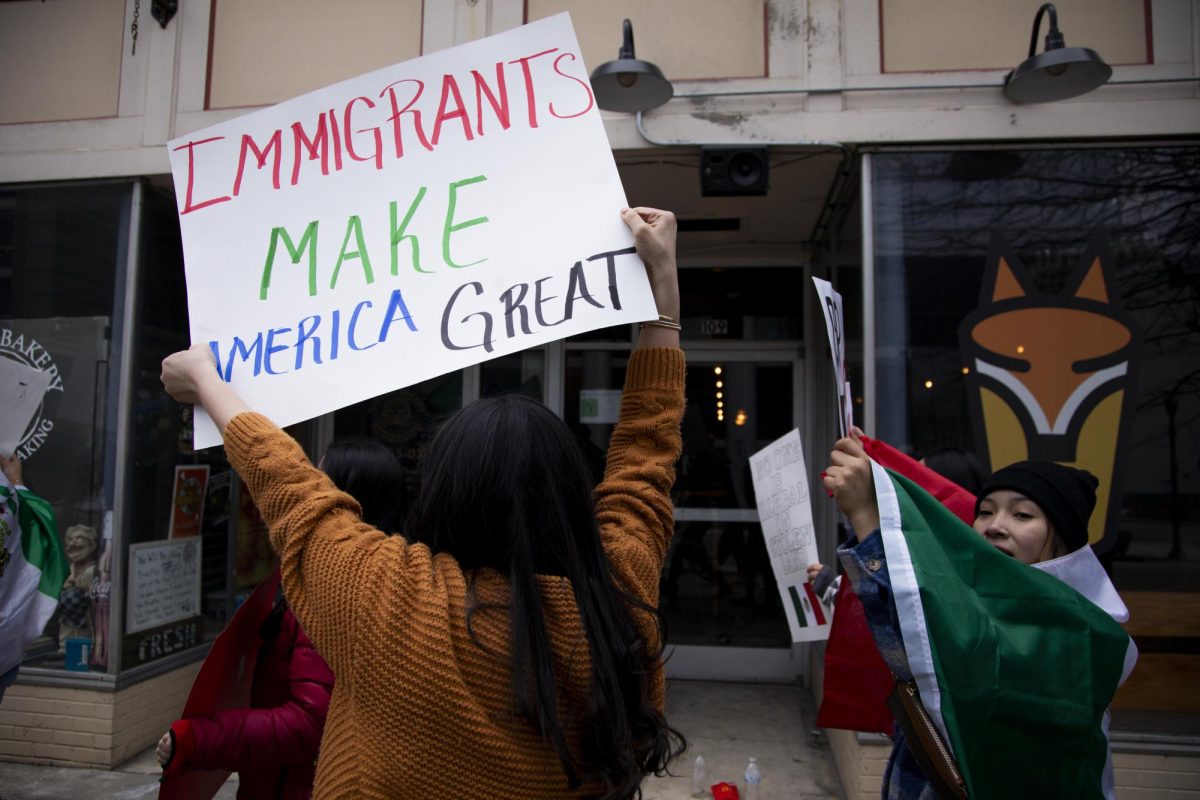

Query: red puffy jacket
[[168, 604, 334, 799]]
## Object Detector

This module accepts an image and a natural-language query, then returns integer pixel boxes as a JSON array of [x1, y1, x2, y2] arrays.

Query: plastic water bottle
[[743, 756, 761, 799], [691, 755, 707, 797]]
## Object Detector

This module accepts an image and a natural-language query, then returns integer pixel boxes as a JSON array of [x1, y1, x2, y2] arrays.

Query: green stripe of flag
[[788, 585, 808, 627]]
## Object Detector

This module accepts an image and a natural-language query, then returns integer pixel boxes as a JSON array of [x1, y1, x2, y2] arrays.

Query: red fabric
[[859, 435, 977, 525], [185, 606, 334, 800], [815, 577, 895, 734], [160, 570, 282, 800], [816, 435, 979, 734]]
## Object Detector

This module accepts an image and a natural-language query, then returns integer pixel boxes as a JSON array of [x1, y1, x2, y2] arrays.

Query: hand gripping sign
[[169, 14, 656, 448]]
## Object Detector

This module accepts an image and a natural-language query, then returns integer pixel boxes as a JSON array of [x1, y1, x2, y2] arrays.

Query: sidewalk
[[0, 680, 844, 799]]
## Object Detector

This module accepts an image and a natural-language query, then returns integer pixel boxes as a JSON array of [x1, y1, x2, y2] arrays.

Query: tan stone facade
[[0, 663, 199, 768]]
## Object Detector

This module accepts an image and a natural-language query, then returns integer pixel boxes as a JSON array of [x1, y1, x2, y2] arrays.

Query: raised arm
[[161, 346, 400, 675], [595, 208, 684, 606]]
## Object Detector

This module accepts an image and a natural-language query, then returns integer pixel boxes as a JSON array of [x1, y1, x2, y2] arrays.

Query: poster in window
[[126, 538, 202, 634], [168, 465, 210, 539]]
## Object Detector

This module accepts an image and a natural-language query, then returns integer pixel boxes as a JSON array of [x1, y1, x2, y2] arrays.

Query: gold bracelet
[[640, 319, 682, 331], [657, 313, 678, 323]]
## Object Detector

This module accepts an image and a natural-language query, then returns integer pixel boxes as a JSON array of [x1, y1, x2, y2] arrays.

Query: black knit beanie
[[974, 461, 1099, 554]]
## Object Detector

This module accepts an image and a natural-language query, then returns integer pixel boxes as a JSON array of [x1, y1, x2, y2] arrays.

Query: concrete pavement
[[0, 680, 844, 800]]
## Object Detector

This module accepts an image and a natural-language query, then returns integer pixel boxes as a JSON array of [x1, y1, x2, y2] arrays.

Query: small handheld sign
[[812, 277, 853, 437]]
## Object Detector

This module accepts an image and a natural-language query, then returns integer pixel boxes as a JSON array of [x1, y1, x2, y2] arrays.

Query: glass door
[[563, 345, 805, 681]]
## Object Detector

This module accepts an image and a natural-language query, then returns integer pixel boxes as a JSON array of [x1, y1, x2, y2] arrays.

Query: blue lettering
[[264, 327, 292, 374], [222, 333, 264, 380], [378, 289, 418, 342], [348, 301, 376, 351], [295, 315, 322, 369]]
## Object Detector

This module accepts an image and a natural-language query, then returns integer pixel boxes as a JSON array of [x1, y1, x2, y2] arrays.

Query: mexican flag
[[870, 460, 1136, 800], [0, 478, 68, 675]]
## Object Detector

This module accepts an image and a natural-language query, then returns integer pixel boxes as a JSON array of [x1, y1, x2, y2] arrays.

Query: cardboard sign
[[168, 14, 656, 448], [168, 465, 210, 539], [812, 277, 852, 437], [749, 429, 830, 643]]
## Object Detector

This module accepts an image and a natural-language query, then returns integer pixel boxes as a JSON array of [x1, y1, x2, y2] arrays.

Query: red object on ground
[[816, 434, 979, 734], [158, 568, 281, 800], [711, 781, 740, 800]]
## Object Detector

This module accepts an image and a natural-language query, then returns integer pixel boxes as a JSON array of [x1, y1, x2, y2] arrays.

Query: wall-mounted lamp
[[1004, 3, 1111, 103], [151, 0, 179, 29], [590, 19, 674, 112]]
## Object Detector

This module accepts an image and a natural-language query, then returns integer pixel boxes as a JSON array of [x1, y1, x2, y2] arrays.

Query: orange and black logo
[[959, 235, 1141, 552]]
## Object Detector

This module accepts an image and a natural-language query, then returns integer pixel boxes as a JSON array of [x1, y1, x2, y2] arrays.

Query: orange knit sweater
[[223, 347, 685, 799]]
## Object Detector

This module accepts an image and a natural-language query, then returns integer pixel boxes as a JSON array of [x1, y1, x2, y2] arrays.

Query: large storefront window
[[1, 181, 253, 677], [2, 182, 127, 673], [870, 146, 1200, 731]]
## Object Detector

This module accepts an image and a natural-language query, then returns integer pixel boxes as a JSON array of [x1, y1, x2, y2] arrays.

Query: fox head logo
[[959, 236, 1141, 552]]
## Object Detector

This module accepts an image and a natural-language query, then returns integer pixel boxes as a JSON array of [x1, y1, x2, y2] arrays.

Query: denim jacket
[[837, 530, 938, 800]]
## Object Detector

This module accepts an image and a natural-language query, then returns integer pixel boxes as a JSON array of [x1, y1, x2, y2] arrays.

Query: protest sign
[[812, 277, 852, 437], [169, 13, 657, 448], [749, 429, 830, 642]]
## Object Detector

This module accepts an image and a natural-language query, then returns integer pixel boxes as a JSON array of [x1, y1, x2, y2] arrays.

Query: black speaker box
[[700, 147, 769, 196]]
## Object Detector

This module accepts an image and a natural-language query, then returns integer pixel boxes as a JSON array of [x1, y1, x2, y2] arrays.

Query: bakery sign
[[0, 325, 65, 459]]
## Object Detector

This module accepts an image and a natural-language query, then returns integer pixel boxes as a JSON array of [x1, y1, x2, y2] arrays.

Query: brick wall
[[0, 662, 200, 768], [827, 730, 1200, 799]]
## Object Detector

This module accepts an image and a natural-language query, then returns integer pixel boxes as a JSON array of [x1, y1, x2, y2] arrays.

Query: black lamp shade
[[1004, 46, 1112, 103], [591, 59, 674, 112], [589, 20, 673, 113]]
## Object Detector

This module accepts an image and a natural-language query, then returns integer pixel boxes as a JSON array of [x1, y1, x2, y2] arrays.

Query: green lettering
[[390, 188, 430, 274], [443, 175, 488, 269], [260, 222, 319, 300], [329, 215, 375, 291]]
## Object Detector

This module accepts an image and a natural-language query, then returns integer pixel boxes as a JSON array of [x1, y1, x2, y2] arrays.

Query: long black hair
[[321, 438, 406, 534], [407, 394, 683, 798]]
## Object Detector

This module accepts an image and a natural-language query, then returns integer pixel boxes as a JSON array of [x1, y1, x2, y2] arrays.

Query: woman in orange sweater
[[160, 207, 686, 800]]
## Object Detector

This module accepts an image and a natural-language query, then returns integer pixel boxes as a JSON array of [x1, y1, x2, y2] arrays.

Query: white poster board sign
[[126, 538, 202, 633], [812, 277, 852, 437], [169, 13, 656, 448], [749, 429, 831, 643], [0, 357, 52, 456]]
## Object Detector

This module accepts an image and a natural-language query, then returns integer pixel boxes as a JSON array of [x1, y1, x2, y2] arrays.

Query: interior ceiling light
[[590, 19, 674, 112], [1004, 3, 1111, 103]]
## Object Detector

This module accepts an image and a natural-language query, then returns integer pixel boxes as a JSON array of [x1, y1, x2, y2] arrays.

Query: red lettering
[[328, 107, 344, 172], [344, 97, 383, 170], [472, 63, 511, 136], [291, 113, 333, 186], [174, 136, 231, 214], [508, 48, 558, 129], [432, 75, 474, 146], [380, 79, 433, 158], [549, 52, 594, 119], [233, 130, 282, 196]]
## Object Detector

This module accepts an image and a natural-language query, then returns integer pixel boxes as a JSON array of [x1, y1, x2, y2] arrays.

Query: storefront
[[1, 2, 1196, 793]]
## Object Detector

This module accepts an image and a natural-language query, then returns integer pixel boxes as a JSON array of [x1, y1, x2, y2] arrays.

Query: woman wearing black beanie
[[823, 431, 1133, 800], [972, 459, 1100, 564]]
